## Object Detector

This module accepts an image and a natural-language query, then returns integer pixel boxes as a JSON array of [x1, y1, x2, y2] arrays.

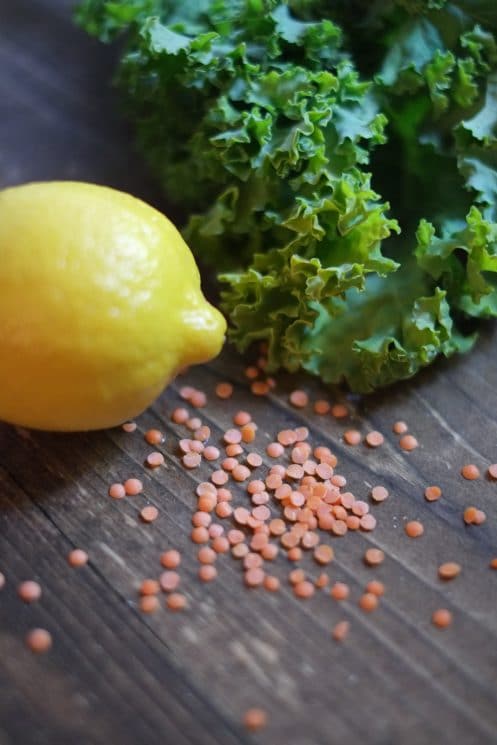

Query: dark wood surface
[[1, 3, 497, 744]]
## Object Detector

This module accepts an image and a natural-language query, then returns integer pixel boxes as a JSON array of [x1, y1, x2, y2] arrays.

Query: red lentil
[[438, 562, 461, 580], [331, 403, 348, 418], [264, 575, 280, 591], [209, 524, 225, 539], [199, 565, 217, 582], [331, 582, 350, 601], [365, 431, 384, 448], [246, 452, 263, 468], [160, 571, 180, 592], [211, 536, 230, 554], [245, 568, 265, 587], [474, 509, 487, 525], [145, 429, 164, 445], [405, 520, 424, 538], [166, 593, 187, 611], [315, 573, 329, 588], [314, 400, 331, 415], [140, 579, 160, 596], [371, 486, 389, 503], [171, 407, 189, 424], [314, 544, 334, 565], [461, 464, 480, 480], [251, 381, 270, 396], [261, 543, 278, 561], [186, 417, 202, 431], [233, 411, 252, 426], [244, 366, 259, 380], [399, 434, 419, 451], [289, 389, 308, 408], [424, 485, 442, 502], [359, 593, 379, 612], [241, 423, 257, 443], [489, 558, 497, 569], [332, 621, 350, 642], [182, 452, 201, 469], [243, 708, 267, 732], [463, 506, 478, 524], [68, 549, 88, 568], [232, 464, 251, 482], [294, 580, 315, 599], [232, 543, 249, 559], [360, 514, 377, 531], [140, 505, 159, 523], [146, 452, 165, 468], [225, 443, 243, 457], [366, 580, 385, 597], [124, 478, 143, 496], [364, 548, 385, 566], [160, 550, 181, 568], [122, 421, 137, 433], [343, 430, 361, 446], [191, 527, 209, 544], [109, 482, 126, 499], [26, 628, 52, 653], [211, 470, 229, 486], [487, 463, 497, 480], [287, 547, 302, 562], [432, 608, 452, 628], [193, 426, 211, 442], [393, 421, 408, 434], [18, 581, 42, 603], [215, 382, 233, 399]]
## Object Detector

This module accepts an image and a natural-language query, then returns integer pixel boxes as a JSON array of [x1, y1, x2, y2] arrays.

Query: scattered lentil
[[405, 520, 424, 538], [365, 431, 384, 448], [199, 565, 217, 582], [432, 608, 452, 628], [243, 708, 267, 732], [146, 452, 165, 468], [140, 505, 159, 523], [18, 581, 41, 603], [424, 485, 442, 502], [366, 580, 385, 597], [124, 478, 143, 496], [461, 464, 480, 480], [26, 629, 52, 653], [215, 382, 233, 399], [166, 593, 187, 611], [330, 582, 349, 601], [371, 486, 389, 503], [140, 596, 160, 613], [364, 548, 385, 566], [438, 562, 461, 580], [109, 483, 126, 499], [145, 429, 164, 445], [161, 550, 181, 568], [289, 389, 308, 408], [332, 621, 350, 642], [68, 549, 88, 568], [399, 434, 418, 451], [393, 421, 408, 434], [343, 430, 361, 446], [359, 593, 379, 612]]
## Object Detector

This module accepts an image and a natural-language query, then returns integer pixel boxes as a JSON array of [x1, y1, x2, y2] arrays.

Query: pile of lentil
[[5, 354, 497, 732]]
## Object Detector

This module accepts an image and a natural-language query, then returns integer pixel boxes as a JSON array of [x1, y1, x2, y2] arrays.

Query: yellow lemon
[[0, 181, 226, 431]]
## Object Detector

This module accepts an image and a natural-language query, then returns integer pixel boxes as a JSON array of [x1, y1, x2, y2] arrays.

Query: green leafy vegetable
[[76, 0, 497, 391]]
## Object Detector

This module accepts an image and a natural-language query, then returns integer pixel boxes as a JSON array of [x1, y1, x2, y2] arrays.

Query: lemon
[[0, 181, 226, 431]]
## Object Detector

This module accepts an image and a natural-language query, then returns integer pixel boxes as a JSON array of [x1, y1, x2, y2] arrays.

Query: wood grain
[[1, 2, 497, 745]]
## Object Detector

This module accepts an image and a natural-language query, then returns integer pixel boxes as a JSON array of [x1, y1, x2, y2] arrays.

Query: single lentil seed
[[122, 421, 137, 433], [487, 464, 497, 480], [68, 549, 88, 568], [159, 571, 180, 592], [366, 580, 385, 596], [191, 527, 209, 544], [124, 478, 143, 496], [109, 483, 126, 499], [371, 486, 389, 503], [438, 562, 461, 580], [364, 548, 385, 566], [140, 579, 160, 596], [18, 581, 42, 603], [182, 452, 201, 469], [145, 429, 164, 445], [359, 593, 379, 612], [331, 403, 348, 418], [343, 430, 361, 446], [160, 550, 181, 568], [330, 582, 349, 601], [432, 608, 452, 628], [463, 506, 478, 524], [332, 621, 350, 642], [294, 580, 315, 599], [289, 390, 308, 408], [243, 708, 267, 732], [199, 565, 217, 582], [405, 520, 424, 538], [26, 628, 52, 653], [245, 568, 265, 587], [393, 421, 408, 434], [140, 506, 159, 523], [365, 431, 384, 448], [166, 593, 187, 611], [146, 452, 165, 468], [461, 464, 480, 480], [140, 595, 160, 613], [215, 382, 233, 399], [264, 575, 280, 591], [314, 545, 334, 565], [399, 434, 418, 451], [424, 485, 442, 502]]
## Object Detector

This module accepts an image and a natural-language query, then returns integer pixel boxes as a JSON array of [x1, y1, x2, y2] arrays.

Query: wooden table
[[1, 3, 497, 744]]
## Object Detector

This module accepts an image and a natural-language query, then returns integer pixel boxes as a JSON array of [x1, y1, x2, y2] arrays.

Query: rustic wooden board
[[1, 2, 497, 744]]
